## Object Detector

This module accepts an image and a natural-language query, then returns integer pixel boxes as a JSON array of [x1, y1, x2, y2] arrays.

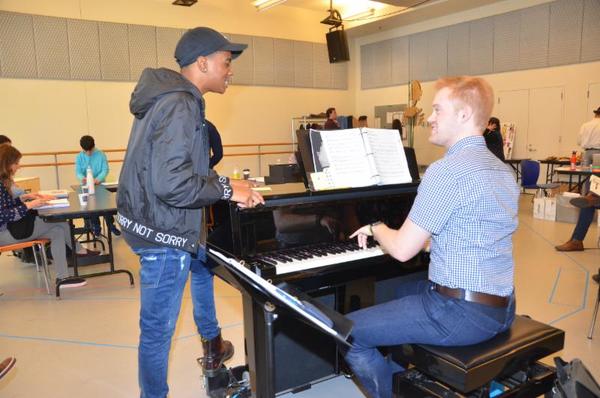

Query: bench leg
[[588, 283, 599, 339]]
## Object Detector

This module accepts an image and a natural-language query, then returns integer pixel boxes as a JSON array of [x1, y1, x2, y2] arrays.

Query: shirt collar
[[446, 135, 485, 156]]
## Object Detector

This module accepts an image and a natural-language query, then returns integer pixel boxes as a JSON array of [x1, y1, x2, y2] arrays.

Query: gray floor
[[0, 195, 599, 397]]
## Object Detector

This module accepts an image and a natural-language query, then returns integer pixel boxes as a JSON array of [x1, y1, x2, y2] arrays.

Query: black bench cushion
[[390, 315, 565, 393]]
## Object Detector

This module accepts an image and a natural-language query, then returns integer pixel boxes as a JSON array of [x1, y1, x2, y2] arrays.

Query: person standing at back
[[578, 106, 600, 167], [117, 26, 264, 398], [75, 135, 120, 236], [483, 116, 505, 161], [324, 107, 340, 130]]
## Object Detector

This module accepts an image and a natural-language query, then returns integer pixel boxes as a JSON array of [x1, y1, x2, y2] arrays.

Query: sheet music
[[365, 129, 412, 185], [208, 249, 339, 338], [318, 129, 377, 188]]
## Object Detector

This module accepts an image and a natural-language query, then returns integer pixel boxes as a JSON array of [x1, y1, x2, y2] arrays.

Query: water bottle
[[86, 165, 95, 195], [570, 151, 577, 171]]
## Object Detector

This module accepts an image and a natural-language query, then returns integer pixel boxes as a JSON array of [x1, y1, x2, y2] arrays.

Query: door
[[496, 90, 529, 159], [528, 87, 563, 159], [588, 82, 600, 116]]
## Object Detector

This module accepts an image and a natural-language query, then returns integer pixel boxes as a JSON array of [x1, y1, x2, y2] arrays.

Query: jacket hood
[[130, 68, 202, 119]]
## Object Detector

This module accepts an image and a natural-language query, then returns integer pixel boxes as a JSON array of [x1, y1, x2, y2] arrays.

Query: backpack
[[550, 357, 600, 398]]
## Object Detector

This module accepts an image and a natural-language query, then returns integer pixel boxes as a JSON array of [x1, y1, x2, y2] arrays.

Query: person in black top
[[483, 116, 505, 161], [324, 107, 340, 130], [206, 119, 223, 168]]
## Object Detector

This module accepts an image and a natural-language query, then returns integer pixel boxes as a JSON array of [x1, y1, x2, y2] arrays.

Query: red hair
[[435, 76, 494, 129]]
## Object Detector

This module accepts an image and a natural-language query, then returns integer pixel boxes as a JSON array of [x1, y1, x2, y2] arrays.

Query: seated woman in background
[[0, 145, 96, 289]]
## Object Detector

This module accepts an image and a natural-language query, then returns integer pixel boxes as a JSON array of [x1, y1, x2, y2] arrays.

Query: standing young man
[[117, 27, 264, 398], [346, 77, 519, 398]]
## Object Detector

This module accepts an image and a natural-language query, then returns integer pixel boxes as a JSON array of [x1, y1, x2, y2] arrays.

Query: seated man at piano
[[346, 76, 519, 398]]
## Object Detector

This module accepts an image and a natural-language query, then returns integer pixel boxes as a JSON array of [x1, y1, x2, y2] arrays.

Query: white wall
[[0, 0, 354, 189], [350, 0, 600, 166]]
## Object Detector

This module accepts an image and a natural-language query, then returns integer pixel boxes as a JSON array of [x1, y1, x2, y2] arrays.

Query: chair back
[[520, 160, 540, 189]]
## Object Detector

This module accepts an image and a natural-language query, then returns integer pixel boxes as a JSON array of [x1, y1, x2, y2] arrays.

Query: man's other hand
[[231, 185, 265, 208]]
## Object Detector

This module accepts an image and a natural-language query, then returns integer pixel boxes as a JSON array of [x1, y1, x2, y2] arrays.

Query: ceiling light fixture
[[253, 0, 288, 12], [343, 8, 375, 21]]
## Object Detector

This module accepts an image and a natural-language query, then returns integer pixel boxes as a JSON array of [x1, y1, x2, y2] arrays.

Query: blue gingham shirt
[[408, 136, 519, 297]]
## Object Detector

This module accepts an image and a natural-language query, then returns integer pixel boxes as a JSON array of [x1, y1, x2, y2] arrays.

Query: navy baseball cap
[[174, 27, 247, 67]]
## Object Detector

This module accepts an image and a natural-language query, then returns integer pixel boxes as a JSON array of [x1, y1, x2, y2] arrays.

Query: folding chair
[[0, 239, 51, 295]]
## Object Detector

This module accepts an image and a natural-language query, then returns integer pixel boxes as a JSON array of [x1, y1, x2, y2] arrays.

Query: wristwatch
[[369, 221, 383, 236]]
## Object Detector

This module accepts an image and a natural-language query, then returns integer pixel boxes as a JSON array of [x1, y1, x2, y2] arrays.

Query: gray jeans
[[0, 217, 81, 279]]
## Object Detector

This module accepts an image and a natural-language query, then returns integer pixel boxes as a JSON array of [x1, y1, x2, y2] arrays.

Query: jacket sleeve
[[96, 151, 109, 182], [75, 153, 86, 182], [0, 185, 28, 229], [151, 95, 232, 208]]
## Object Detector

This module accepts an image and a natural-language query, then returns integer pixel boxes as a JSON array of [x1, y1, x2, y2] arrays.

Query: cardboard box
[[556, 193, 580, 224]]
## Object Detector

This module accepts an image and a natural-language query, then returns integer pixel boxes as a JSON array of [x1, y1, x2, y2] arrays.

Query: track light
[[172, 0, 197, 6], [253, 0, 288, 12], [343, 8, 375, 21]]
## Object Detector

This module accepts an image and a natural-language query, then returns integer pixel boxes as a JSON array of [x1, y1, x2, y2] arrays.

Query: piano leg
[[243, 293, 278, 398]]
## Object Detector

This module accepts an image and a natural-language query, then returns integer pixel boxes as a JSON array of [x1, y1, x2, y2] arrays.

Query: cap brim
[[222, 43, 248, 59]]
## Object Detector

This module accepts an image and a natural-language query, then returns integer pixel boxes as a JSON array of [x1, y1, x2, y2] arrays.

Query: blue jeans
[[572, 206, 598, 241], [135, 246, 220, 398], [343, 280, 515, 398]]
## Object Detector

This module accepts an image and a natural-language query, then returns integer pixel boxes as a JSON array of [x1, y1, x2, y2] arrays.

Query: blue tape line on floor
[[0, 333, 137, 349], [519, 219, 591, 324]]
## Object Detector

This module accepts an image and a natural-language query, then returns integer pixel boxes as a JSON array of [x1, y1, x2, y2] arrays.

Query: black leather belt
[[432, 283, 510, 308]]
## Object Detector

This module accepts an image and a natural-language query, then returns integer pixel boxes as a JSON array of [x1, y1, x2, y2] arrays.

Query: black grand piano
[[208, 171, 429, 396]]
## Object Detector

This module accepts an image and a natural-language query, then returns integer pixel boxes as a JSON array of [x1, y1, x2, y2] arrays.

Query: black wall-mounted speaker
[[325, 30, 350, 63]]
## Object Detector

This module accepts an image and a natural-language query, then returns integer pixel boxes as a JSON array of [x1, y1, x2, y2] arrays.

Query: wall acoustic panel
[[548, 0, 583, 66], [313, 43, 331, 88], [0, 12, 37, 78], [229, 33, 254, 85], [427, 28, 447, 81], [67, 19, 101, 80], [253, 36, 274, 86], [274, 39, 294, 87], [581, 0, 600, 62], [469, 18, 494, 75], [447, 23, 470, 76], [391, 36, 409, 85], [409, 31, 428, 82], [361, 43, 376, 89], [294, 41, 314, 88], [128, 24, 157, 81], [519, 4, 549, 69], [331, 61, 348, 90], [156, 27, 182, 71], [493, 11, 520, 73], [33, 15, 70, 79], [99, 22, 130, 81], [372, 40, 392, 88]]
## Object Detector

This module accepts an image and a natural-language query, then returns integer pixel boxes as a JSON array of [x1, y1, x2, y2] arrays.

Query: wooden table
[[539, 159, 570, 183], [38, 185, 134, 297], [503, 159, 529, 182], [554, 166, 600, 193]]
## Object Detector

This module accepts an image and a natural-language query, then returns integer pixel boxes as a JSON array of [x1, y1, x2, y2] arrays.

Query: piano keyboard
[[250, 241, 385, 276]]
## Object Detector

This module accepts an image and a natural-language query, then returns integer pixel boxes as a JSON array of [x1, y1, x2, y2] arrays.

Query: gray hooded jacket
[[117, 68, 232, 253]]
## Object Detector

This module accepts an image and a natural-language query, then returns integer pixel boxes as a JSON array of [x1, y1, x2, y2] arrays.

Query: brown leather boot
[[199, 333, 234, 376], [555, 239, 584, 252]]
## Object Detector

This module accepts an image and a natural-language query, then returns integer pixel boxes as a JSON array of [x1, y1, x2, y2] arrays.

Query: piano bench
[[390, 315, 565, 397]]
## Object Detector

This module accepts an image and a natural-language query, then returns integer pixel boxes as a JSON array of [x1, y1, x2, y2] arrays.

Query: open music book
[[309, 128, 412, 190]]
